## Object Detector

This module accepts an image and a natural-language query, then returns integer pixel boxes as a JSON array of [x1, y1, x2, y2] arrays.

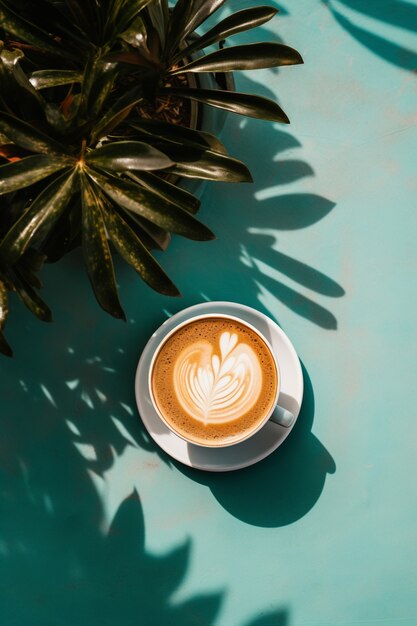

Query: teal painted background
[[1, 1, 417, 625]]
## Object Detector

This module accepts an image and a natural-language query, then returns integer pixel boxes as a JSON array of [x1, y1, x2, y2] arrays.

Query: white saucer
[[135, 302, 303, 472]]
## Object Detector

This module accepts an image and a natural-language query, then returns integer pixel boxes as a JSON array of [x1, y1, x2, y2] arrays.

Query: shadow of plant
[[166, 11, 344, 330], [0, 6, 336, 622], [0, 455, 221, 625], [323, 0, 417, 69], [174, 90, 343, 329], [0, 270, 307, 626], [0, 345, 290, 625]]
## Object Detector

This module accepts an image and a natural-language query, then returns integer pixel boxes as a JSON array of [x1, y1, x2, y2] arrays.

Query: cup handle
[[269, 404, 295, 428]]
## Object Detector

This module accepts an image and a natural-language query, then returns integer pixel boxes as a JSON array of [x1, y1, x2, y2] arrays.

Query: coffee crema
[[150, 317, 278, 446]]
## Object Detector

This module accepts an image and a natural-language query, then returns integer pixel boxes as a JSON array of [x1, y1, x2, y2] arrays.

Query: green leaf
[[40, 200, 81, 263], [0, 48, 45, 116], [103, 49, 156, 68], [0, 155, 73, 196], [0, 112, 73, 156], [110, 0, 153, 37], [161, 87, 290, 123], [0, 1, 78, 60], [29, 70, 83, 90], [173, 6, 279, 62], [80, 176, 125, 320], [79, 52, 119, 119], [170, 42, 304, 74], [121, 211, 171, 250], [90, 85, 144, 142], [126, 128, 252, 181], [101, 200, 180, 296], [155, 145, 253, 183], [13, 269, 52, 322], [146, 0, 169, 50], [0, 330, 12, 357], [19, 248, 46, 273], [91, 64, 121, 119], [15, 263, 42, 290], [180, 0, 227, 36], [129, 118, 228, 153], [168, 0, 227, 55], [63, 0, 102, 42], [85, 141, 173, 172], [0, 170, 76, 265], [62, 0, 91, 36], [118, 15, 148, 49], [0, 280, 12, 354], [127, 171, 200, 214], [0, 279, 8, 329], [86, 167, 214, 240], [6, 0, 91, 51]]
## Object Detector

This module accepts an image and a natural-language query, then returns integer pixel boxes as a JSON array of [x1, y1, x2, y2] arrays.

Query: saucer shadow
[[174, 364, 336, 527]]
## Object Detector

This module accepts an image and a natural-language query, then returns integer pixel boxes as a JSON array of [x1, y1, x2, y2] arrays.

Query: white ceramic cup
[[147, 313, 295, 448]]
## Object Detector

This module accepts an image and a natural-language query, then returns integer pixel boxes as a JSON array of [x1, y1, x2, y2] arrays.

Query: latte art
[[174, 332, 262, 425], [150, 317, 278, 446]]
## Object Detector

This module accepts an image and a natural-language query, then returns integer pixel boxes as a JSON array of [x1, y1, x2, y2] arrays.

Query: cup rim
[[147, 312, 281, 448]]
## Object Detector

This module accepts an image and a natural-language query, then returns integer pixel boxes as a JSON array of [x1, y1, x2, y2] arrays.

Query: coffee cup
[[148, 313, 295, 448]]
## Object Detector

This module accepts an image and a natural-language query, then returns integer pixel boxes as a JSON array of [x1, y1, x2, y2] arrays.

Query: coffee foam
[[151, 318, 278, 446], [174, 331, 262, 425]]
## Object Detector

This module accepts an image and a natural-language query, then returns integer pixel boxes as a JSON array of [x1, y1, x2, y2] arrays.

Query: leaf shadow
[[0, 311, 293, 624], [323, 0, 417, 70], [181, 64, 344, 330]]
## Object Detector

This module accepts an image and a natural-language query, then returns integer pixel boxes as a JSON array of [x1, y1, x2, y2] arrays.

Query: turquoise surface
[[1, 1, 417, 625]]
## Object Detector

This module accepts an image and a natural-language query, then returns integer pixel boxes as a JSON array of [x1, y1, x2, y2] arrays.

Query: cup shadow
[[174, 364, 336, 527]]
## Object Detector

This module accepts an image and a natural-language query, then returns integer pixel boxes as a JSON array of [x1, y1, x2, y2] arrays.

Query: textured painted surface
[[1, 1, 417, 625]]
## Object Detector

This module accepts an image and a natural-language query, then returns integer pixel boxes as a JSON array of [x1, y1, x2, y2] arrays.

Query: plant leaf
[[146, 0, 169, 50], [61, 0, 88, 32], [170, 42, 303, 74], [0, 1, 77, 60], [161, 87, 290, 123], [168, 0, 226, 55], [15, 263, 42, 290], [19, 248, 46, 274], [63, 0, 102, 42], [0, 329, 12, 356], [110, 0, 153, 36], [173, 6, 279, 62], [80, 176, 125, 319], [179, 0, 227, 37], [39, 198, 81, 262], [0, 112, 73, 156], [90, 85, 144, 142], [29, 70, 83, 90], [0, 278, 8, 330], [13, 269, 52, 322], [121, 210, 171, 250], [129, 118, 228, 153], [101, 198, 180, 296], [0, 170, 75, 265], [79, 52, 119, 119], [155, 145, 253, 183], [86, 167, 215, 240], [127, 171, 200, 214], [118, 15, 148, 49], [85, 141, 173, 171], [127, 132, 252, 181], [0, 279, 12, 356], [0, 155, 73, 195], [0, 48, 45, 117]]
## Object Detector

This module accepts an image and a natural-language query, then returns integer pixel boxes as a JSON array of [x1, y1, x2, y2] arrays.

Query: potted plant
[[0, 0, 303, 356]]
